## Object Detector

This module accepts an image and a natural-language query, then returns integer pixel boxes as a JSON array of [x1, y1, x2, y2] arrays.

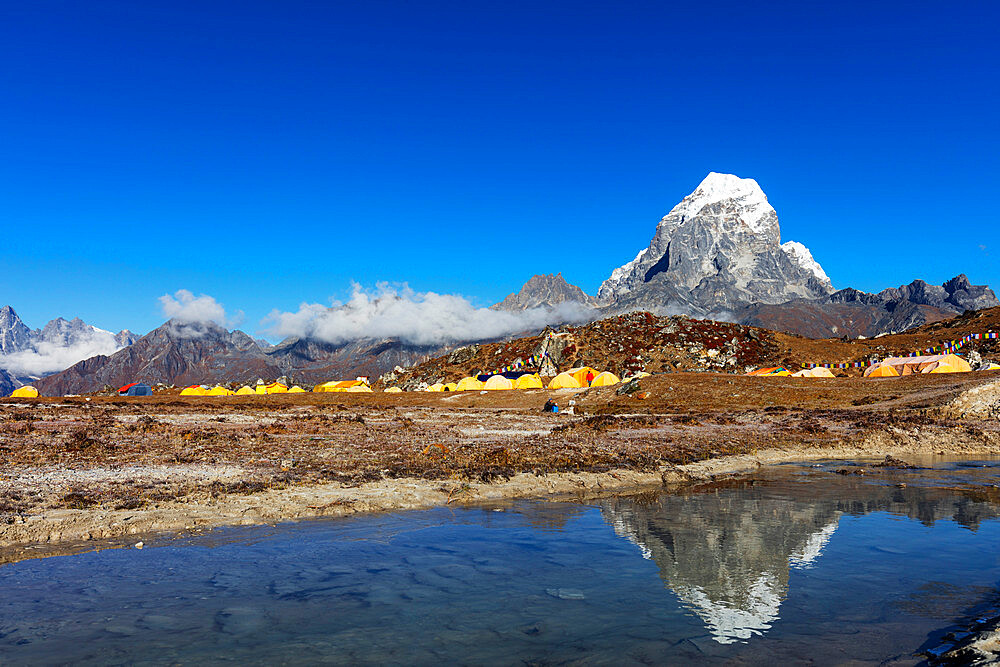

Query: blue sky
[[2, 1, 997, 336]]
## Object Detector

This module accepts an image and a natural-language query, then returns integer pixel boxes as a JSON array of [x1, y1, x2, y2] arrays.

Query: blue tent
[[120, 383, 153, 397]]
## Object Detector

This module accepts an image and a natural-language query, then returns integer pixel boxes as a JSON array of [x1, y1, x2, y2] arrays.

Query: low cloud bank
[[159, 289, 243, 338], [0, 330, 125, 378], [263, 283, 597, 347]]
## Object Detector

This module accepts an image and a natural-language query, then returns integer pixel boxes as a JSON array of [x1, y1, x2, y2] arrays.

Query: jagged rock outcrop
[[865, 274, 997, 313], [0, 306, 32, 355], [598, 172, 834, 316], [492, 273, 597, 311]]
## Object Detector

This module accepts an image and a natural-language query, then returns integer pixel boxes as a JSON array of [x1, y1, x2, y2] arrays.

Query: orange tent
[[867, 365, 900, 378], [748, 367, 791, 377]]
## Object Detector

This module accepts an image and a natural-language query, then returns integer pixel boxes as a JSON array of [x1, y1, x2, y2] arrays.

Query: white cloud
[[0, 330, 125, 378], [263, 283, 597, 347], [158, 289, 243, 337]]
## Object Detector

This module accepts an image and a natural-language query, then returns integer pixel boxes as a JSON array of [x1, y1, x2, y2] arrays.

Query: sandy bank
[[3, 425, 998, 565]]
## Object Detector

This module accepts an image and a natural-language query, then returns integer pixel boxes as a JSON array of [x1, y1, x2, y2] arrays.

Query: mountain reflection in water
[[599, 468, 1000, 644], [2, 460, 1000, 664]]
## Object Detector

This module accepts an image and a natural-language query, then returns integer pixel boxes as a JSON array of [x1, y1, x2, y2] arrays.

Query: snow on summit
[[662, 172, 776, 234]]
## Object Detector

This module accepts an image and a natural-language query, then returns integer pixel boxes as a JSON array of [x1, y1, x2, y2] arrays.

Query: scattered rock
[[616, 378, 641, 395], [873, 455, 917, 469]]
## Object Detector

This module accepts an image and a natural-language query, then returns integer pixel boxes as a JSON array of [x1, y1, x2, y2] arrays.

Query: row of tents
[[180, 381, 309, 396], [748, 367, 836, 378], [862, 354, 978, 377], [414, 367, 632, 392], [748, 354, 999, 379]]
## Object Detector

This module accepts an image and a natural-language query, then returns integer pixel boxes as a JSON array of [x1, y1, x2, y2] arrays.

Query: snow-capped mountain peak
[[597, 172, 834, 312], [662, 172, 775, 235]]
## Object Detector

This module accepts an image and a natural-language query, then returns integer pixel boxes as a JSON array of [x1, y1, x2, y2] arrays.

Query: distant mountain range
[[0, 306, 136, 388], [9, 172, 1000, 393], [35, 319, 449, 395]]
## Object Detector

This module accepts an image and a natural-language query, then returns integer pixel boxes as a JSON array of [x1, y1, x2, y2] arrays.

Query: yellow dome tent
[[314, 380, 367, 393], [288, 386, 306, 393], [928, 364, 960, 374], [426, 383, 445, 392], [548, 372, 582, 389], [266, 382, 288, 394], [255, 384, 267, 395], [867, 365, 900, 378], [384, 387, 403, 393], [981, 363, 1000, 371], [513, 374, 544, 389], [456, 376, 483, 391], [589, 371, 621, 387], [10, 386, 39, 398], [208, 386, 234, 396], [923, 354, 973, 374], [180, 385, 208, 396], [792, 367, 836, 378], [345, 384, 373, 393], [236, 386, 255, 395], [483, 375, 514, 390], [442, 382, 458, 392]]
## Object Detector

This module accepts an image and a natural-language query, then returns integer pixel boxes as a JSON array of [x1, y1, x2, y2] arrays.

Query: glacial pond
[[2, 458, 1000, 665]]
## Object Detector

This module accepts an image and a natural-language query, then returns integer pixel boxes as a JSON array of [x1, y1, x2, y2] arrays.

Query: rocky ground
[[2, 371, 999, 562]]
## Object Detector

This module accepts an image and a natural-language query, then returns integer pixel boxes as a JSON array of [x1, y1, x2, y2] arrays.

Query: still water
[[2, 459, 1000, 665]]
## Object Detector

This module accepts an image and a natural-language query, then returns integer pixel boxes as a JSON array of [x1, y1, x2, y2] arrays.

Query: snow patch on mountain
[[781, 241, 831, 288]]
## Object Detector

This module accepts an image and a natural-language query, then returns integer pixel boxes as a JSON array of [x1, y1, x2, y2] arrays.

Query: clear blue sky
[[2, 1, 997, 336]]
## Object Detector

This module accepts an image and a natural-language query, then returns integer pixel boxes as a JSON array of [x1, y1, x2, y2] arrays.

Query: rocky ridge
[[492, 273, 597, 311]]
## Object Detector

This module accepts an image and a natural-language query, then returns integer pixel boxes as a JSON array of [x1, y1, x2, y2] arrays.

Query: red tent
[[118, 382, 139, 394]]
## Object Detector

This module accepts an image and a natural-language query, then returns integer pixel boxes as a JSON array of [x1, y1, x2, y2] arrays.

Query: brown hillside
[[384, 307, 1000, 388]]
